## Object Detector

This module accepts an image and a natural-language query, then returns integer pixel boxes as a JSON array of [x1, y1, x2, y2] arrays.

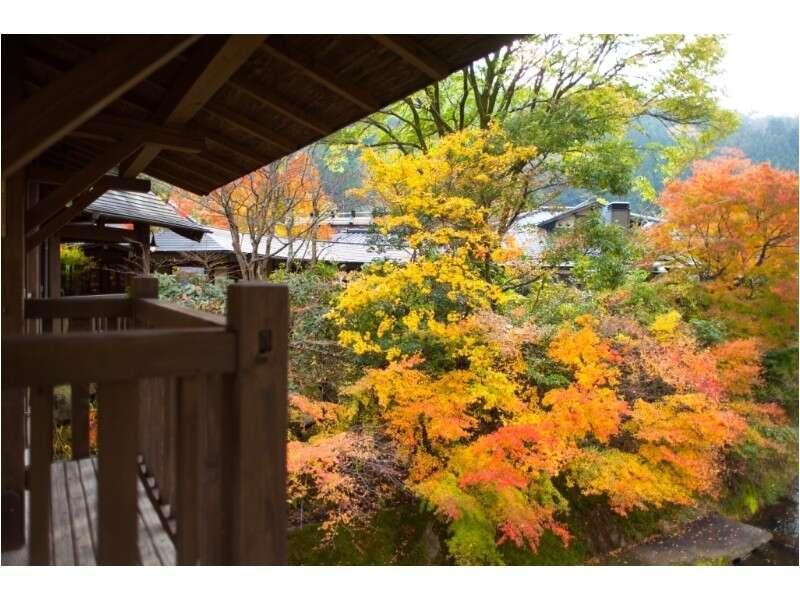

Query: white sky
[[717, 34, 800, 116]]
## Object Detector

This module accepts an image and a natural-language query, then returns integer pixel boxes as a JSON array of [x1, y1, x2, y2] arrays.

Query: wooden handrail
[[7, 276, 288, 565], [25, 294, 132, 319], [134, 298, 226, 328], [2, 328, 236, 386]]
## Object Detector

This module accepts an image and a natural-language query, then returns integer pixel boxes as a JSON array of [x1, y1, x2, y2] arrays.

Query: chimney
[[607, 202, 630, 228]]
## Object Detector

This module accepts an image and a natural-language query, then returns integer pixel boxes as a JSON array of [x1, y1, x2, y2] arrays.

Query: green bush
[[155, 272, 229, 314]]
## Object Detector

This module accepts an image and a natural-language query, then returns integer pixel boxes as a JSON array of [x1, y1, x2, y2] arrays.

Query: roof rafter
[[121, 35, 267, 178], [258, 41, 380, 112], [29, 167, 151, 193], [3, 35, 199, 178], [27, 138, 144, 234], [59, 223, 141, 244], [27, 181, 113, 250], [205, 100, 297, 153], [227, 77, 333, 135], [370, 35, 452, 80], [72, 114, 206, 154]]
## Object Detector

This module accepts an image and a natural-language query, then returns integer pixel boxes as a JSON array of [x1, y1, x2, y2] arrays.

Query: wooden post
[[1, 172, 27, 551], [97, 379, 140, 565], [29, 385, 54, 564], [130, 275, 159, 306], [134, 223, 151, 276], [70, 381, 92, 460], [68, 316, 93, 460], [45, 235, 61, 333], [2, 45, 29, 549], [225, 282, 288, 565]]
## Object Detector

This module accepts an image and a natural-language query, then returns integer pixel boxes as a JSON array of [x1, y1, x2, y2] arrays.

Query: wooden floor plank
[[137, 482, 176, 565], [136, 483, 163, 566], [65, 459, 97, 565], [79, 456, 101, 559], [50, 461, 76, 565], [1, 458, 175, 565]]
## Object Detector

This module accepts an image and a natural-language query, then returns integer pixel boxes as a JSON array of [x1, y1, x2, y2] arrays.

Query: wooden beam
[[152, 155, 222, 191], [26, 183, 113, 251], [205, 136, 270, 170], [228, 77, 332, 135], [206, 101, 296, 153], [58, 223, 140, 244], [2, 35, 199, 177], [134, 298, 226, 329], [26, 294, 132, 319], [26, 138, 144, 233], [2, 328, 237, 386], [145, 166, 209, 197], [370, 35, 451, 80], [30, 167, 151, 193], [74, 115, 206, 154], [121, 35, 266, 178], [258, 42, 380, 112]]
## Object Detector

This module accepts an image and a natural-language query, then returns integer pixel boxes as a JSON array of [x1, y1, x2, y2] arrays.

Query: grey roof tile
[[84, 189, 208, 236]]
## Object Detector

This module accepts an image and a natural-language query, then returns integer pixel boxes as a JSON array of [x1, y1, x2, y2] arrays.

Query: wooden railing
[[1, 276, 288, 565]]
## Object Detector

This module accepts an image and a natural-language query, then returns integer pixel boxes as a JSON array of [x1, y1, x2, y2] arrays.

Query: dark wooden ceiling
[[10, 34, 522, 196]]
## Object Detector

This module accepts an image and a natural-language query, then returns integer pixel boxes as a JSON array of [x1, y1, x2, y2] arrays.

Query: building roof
[[153, 226, 411, 265], [83, 189, 209, 240], [18, 35, 522, 197]]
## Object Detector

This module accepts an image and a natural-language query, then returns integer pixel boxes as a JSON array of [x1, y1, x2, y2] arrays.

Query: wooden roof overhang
[[2, 34, 522, 251]]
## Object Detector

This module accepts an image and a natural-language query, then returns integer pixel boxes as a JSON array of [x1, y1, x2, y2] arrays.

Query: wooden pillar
[[225, 282, 288, 565], [3, 36, 31, 551], [135, 223, 151, 275], [1, 173, 28, 551]]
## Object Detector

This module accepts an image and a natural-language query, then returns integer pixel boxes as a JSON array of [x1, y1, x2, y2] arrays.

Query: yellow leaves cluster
[[347, 356, 524, 482], [354, 123, 536, 260], [648, 310, 683, 342], [329, 255, 507, 362]]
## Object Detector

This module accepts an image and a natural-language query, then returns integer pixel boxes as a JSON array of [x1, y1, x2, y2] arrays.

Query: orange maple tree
[[168, 150, 334, 278], [650, 151, 798, 345]]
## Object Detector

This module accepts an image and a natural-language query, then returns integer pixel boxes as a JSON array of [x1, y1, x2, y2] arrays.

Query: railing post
[[130, 276, 159, 324], [97, 380, 140, 565], [29, 384, 54, 565], [226, 282, 288, 565]]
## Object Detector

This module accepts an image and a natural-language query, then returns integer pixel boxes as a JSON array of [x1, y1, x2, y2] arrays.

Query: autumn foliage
[[319, 131, 794, 564], [650, 152, 798, 345]]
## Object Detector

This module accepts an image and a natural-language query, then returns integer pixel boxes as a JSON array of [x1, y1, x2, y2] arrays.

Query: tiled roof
[[84, 189, 208, 240], [152, 227, 411, 265]]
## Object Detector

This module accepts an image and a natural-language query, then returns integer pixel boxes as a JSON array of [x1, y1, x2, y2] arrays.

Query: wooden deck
[[1, 458, 175, 566]]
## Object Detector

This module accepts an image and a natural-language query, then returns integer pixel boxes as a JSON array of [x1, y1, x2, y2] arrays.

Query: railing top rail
[[2, 327, 235, 386], [135, 298, 226, 329], [25, 294, 132, 319]]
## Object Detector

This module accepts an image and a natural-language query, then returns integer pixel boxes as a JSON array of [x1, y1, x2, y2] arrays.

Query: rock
[[420, 521, 441, 565], [616, 514, 772, 565]]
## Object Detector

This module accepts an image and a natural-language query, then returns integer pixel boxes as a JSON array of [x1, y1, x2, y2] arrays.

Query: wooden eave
[[4, 34, 523, 199]]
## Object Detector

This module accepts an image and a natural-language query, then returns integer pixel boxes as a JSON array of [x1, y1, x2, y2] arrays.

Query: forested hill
[[718, 115, 799, 170], [560, 114, 799, 214], [314, 114, 799, 214]]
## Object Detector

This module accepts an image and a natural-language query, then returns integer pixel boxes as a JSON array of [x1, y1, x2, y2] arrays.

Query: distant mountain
[[563, 114, 799, 213], [717, 114, 799, 170], [315, 114, 799, 215]]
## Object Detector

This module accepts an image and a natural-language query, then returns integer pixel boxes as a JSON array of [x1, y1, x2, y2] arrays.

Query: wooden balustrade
[[2, 276, 288, 565]]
